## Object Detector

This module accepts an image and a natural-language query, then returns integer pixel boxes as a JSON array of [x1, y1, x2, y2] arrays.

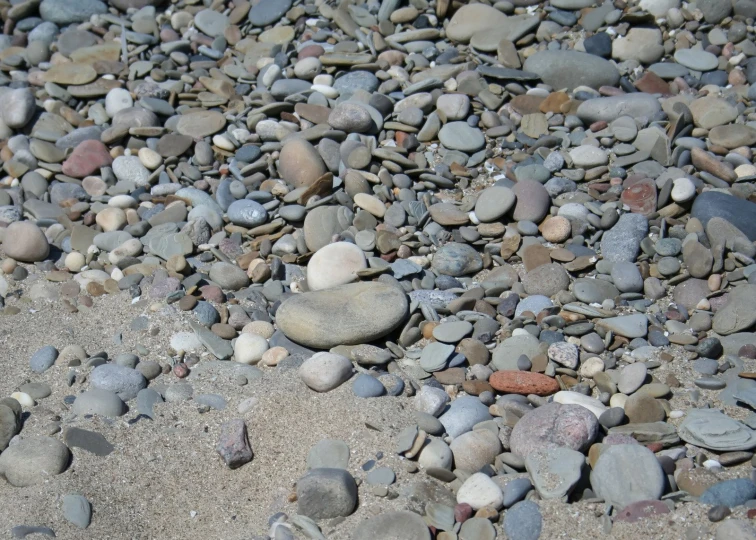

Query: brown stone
[[676, 468, 719, 497], [634, 72, 670, 94], [522, 243, 551, 272], [462, 380, 494, 395], [86, 282, 105, 296], [510, 94, 545, 115], [540, 92, 570, 114], [434, 368, 466, 385], [690, 147, 737, 183], [457, 338, 489, 365], [489, 371, 559, 396]]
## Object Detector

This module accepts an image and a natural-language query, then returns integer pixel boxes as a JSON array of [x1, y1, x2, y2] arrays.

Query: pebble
[[0, 436, 71, 487], [62, 494, 92, 529], [276, 282, 407, 349], [510, 402, 598, 458], [296, 468, 357, 519], [503, 501, 543, 540], [299, 353, 353, 392], [591, 444, 666, 509]]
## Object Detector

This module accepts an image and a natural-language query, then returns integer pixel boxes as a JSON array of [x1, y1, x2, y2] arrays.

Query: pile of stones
[[2, 0, 756, 537]]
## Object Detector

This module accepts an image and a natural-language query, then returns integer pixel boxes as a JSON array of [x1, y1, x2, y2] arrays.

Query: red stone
[[614, 500, 670, 523], [747, 508, 756, 519], [489, 371, 559, 396], [621, 178, 657, 216], [62, 140, 113, 178]]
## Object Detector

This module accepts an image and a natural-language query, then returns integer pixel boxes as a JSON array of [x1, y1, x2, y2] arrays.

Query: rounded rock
[[307, 242, 367, 291], [2, 222, 50, 262]]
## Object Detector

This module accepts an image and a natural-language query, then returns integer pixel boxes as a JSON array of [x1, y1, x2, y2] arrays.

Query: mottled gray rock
[[296, 468, 358, 519]]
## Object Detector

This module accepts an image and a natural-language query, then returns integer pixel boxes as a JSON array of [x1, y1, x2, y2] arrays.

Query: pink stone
[[454, 503, 473, 524], [510, 402, 599, 458], [62, 140, 113, 178]]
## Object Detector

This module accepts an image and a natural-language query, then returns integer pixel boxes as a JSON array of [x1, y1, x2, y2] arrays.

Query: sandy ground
[[0, 267, 751, 540]]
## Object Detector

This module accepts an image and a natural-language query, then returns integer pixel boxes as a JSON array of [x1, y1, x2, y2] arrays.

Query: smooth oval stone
[[674, 48, 719, 71], [523, 50, 620, 90], [431, 243, 483, 277], [438, 122, 485, 152], [276, 281, 408, 349], [351, 511, 431, 540], [576, 94, 662, 124]]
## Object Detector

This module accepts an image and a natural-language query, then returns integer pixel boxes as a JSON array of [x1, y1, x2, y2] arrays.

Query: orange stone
[[489, 371, 559, 396]]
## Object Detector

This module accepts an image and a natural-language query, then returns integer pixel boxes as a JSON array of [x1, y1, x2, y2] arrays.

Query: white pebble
[[10, 391, 34, 408], [138, 147, 162, 170], [233, 333, 269, 365], [212, 134, 236, 152], [703, 459, 723, 471], [311, 84, 337, 98], [312, 74, 333, 86], [65, 252, 86, 273], [670, 177, 696, 203], [105, 88, 133, 118]]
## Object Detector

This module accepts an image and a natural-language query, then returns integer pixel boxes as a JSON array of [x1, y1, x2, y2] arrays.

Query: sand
[[0, 265, 750, 540]]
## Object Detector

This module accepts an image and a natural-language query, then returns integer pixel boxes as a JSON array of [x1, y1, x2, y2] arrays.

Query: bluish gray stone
[[503, 477, 533, 508], [72, 389, 127, 417], [439, 395, 493, 438], [89, 364, 147, 401], [62, 494, 91, 529], [692, 191, 756, 241], [601, 213, 649, 262], [193, 301, 220, 327], [514, 295, 553, 318], [136, 388, 163, 420], [523, 50, 619, 90], [195, 394, 227, 410], [40, 0, 107, 24], [353, 374, 386, 398], [431, 243, 483, 277], [503, 501, 543, 540], [611, 261, 643, 293], [30, 345, 58, 374], [227, 199, 267, 228], [249, 0, 293, 26], [333, 71, 379, 99], [700, 479, 756, 508], [576, 94, 662, 124]]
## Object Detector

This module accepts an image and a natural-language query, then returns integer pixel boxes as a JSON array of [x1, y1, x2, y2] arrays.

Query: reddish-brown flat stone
[[61, 140, 113, 178], [489, 371, 559, 396], [621, 178, 657, 215], [634, 72, 670, 95], [614, 500, 670, 522]]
